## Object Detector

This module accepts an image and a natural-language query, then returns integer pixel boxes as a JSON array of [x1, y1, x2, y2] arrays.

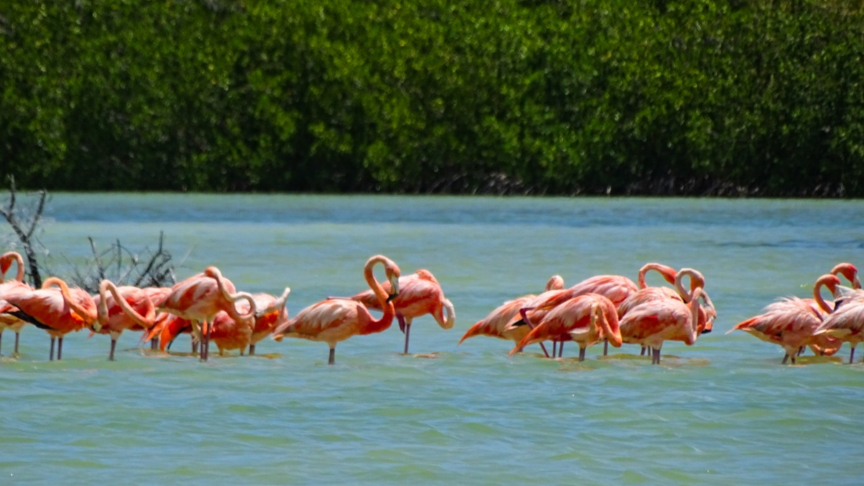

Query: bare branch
[[25, 190, 46, 239]]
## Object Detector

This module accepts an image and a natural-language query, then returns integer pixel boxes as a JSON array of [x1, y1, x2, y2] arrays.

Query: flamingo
[[618, 279, 707, 365], [504, 268, 644, 357], [729, 274, 841, 364], [814, 269, 864, 363], [458, 275, 564, 351], [350, 268, 454, 354], [200, 288, 291, 356], [2, 277, 97, 360], [248, 289, 291, 355], [619, 268, 716, 355], [92, 281, 157, 360], [272, 255, 400, 365], [158, 267, 257, 361], [508, 293, 622, 361], [0, 251, 30, 355]]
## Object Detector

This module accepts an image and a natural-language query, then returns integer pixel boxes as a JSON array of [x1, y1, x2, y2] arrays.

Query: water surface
[[2, 194, 863, 484]]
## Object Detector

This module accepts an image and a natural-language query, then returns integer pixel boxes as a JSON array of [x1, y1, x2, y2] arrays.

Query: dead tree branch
[[0, 176, 47, 287]]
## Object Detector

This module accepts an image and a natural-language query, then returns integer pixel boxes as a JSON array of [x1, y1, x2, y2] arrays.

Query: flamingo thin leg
[[578, 346, 586, 362], [14, 332, 20, 355], [328, 347, 336, 365], [57, 337, 63, 361], [50, 337, 55, 361], [559, 341, 565, 358], [109, 339, 117, 361], [653, 347, 661, 364], [850, 345, 856, 364], [249, 344, 256, 356], [403, 322, 411, 355], [603, 339, 608, 356]]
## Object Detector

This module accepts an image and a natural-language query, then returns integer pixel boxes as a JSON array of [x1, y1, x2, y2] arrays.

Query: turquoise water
[[2, 194, 864, 484]]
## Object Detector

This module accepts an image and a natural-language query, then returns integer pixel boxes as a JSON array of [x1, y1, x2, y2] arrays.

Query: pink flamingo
[[458, 275, 564, 352], [814, 270, 864, 363], [618, 284, 707, 364], [205, 288, 291, 356], [248, 289, 291, 355], [2, 277, 97, 360], [350, 268, 454, 354], [508, 293, 622, 361], [619, 268, 715, 355], [92, 281, 157, 360], [158, 267, 257, 361], [273, 255, 400, 365], [729, 274, 841, 364], [505, 266, 665, 357], [0, 251, 30, 355]]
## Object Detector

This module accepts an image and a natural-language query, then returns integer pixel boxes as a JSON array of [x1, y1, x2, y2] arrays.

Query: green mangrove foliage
[[1, 0, 863, 195]]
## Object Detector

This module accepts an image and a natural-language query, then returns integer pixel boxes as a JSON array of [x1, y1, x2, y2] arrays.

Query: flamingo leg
[[559, 341, 565, 358], [57, 337, 63, 361], [551, 341, 557, 358], [515, 309, 550, 358], [397, 313, 407, 333], [403, 319, 412, 355], [49, 337, 55, 361], [652, 347, 661, 364], [791, 354, 796, 365], [14, 332, 19, 355], [850, 345, 856, 364], [109, 339, 117, 361], [249, 344, 256, 356], [797, 346, 805, 357], [191, 338, 198, 355], [782, 354, 790, 365], [151, 339, 158, 350], [603, 339, 608, 356], [328, 346, 336, 365], [578, 346, 586, 362], [0, 332, 3, 356], [640, 346, 646, 356]]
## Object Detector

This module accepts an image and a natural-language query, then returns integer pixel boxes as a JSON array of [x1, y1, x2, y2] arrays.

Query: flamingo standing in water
[[508, 293, 622, 361], [729, 274, 841, 364], [619, 268, 716, 355], [158, 267, 257, 361], [350, 268, 454, 354], [203, 288, 291, 356], [618, 284, 707, 364], [248, 289, 291, 355], [273, 255, 400, 365], [505, 265, 671, 357], [2, 277, 97, 360], [92, 281, 157, 360], [0, 251, 30, 355], [458, 275, 564, 353]]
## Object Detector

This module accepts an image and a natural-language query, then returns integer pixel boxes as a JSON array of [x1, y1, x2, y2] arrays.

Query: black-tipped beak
[[510, 319, 527, 327], [386, 292, 398, 303]]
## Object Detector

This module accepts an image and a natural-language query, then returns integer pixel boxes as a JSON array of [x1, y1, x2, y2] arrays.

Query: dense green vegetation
[[1, 0, 863, 196]]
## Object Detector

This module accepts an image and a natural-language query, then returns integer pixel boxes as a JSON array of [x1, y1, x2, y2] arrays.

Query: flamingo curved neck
[[813, 278, 836, 313], [364, 256, 395, 328], [435, 299, 456, 329], [597, 304, 622, 347], [44, 277, 97, 324], [206, 267, 257, 321], [688, 288, 704, 342], [0, 252, 25, 283], [99, 281, 154, 329], [675, 268, 705, 302], [638, 263, 677, 289]]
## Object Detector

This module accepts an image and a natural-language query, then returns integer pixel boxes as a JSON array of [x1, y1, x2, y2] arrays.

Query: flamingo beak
[[386, 276, 399, 303]]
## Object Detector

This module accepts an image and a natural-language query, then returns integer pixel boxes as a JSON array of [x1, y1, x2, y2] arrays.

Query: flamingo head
[[384, 262, 401, 303], [831, 263, 860, 290]]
